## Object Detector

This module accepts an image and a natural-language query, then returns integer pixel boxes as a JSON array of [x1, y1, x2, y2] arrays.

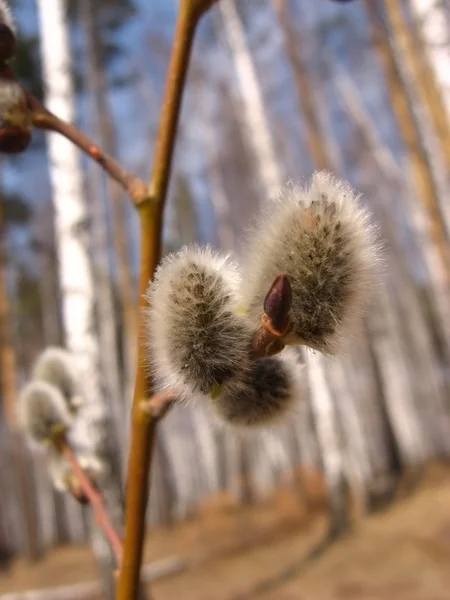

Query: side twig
[[140, 390, 177, 420], [117, 2, 217, 598], [29, 96, 147, 206], [57, 439, 124, 570]]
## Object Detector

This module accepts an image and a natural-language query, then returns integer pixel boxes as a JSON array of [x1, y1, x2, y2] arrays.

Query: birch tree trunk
[[218, 0, 349, 533], [81, 0, 127, 473], [329, 59, 450, 362], [409, 0, 450, 121], [36, 1, 126, 596], [327, 62, 448, 464], [383, 0, 450, 174], [81, 0, 137, 392], [272, 0, 330, 171], [365, 0, 450, 286], [218, 0, 283, 197]]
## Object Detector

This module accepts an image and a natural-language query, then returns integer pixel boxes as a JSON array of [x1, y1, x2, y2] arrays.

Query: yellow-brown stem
[[117, 2, 213, 597]]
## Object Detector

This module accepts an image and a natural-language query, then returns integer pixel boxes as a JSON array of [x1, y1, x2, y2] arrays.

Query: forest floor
[[2, 463, 450, 599]]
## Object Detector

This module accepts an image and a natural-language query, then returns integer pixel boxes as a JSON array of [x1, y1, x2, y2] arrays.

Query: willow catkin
[[145, 245, 255, 397], [212, 348, 304, 428], [18, 380, 73, 447], [241, 171, 380, 354], [33, 347, 82, 414]]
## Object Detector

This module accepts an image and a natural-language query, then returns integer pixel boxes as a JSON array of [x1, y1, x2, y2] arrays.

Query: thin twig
[[29, 96, 147, 206], [140, 390, 177, 420], [117, 2, 216, 598], [58, 440, 124, 569]]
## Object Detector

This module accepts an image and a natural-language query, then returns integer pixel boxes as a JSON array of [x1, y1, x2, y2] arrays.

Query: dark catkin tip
[[145, 245, 255, 398], [240, 171, 380, 354], [213, 349, 303, 428]]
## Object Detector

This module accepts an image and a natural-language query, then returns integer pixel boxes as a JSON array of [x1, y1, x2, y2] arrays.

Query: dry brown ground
[[2, 464, 450, 599]]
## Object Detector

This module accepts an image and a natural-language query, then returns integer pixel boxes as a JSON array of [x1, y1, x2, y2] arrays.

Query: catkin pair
[[145, 171, 380, 428], [18, 348, 81, 447], [18, 348, 94, 492]]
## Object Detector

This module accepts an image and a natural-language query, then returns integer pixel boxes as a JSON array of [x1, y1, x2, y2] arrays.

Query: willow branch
[[117, 2, 216, 598], [57, 440, 124, 570], [29, 96, 147, 206]]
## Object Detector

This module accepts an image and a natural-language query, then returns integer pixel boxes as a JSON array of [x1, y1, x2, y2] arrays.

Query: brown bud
[[0, 23, 15, 61], [263, 273, 292, 335], [0, 126, 30, 152]]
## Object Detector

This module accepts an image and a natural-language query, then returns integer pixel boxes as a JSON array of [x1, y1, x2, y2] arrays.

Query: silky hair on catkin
[[18, 380, 74, 447], [145, 245, 255, 399], [240, 171, 380, 354], [33, 347, 83, 413], [211, 348, 304, 429]]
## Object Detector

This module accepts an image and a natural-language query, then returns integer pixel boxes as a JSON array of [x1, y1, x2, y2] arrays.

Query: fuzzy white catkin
[[0, 1, 15, 33], [212, 348, 303, 428], [145, 245, 255, 397], [240, 171, 380, 354], [32, 347, 82, 413], [18, 381, 73, 446]]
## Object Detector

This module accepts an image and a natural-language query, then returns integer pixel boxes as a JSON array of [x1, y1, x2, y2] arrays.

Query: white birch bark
[[327, 61, 448, 462], [218, 0, 283, 197], [410, 0, 450, 120], [307, 354, 349, 534], [36, 2, 125, 597], [82, 0, 126, 470], [331, 61, 450, 363], [208, 152, 236, 252], [36, 0, 105, 445]]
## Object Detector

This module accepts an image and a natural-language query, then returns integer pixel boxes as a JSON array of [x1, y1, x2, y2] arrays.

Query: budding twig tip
[[263, 273, 292, 335]]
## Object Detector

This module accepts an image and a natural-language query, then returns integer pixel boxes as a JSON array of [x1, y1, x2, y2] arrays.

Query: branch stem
[[117, 3, 211, 598], [30, 97, 147, 206], [60, 441, 124, 569]]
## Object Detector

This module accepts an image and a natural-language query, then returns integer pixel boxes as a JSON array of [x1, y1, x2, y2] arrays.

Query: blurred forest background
[[1, 0, 450, 598]]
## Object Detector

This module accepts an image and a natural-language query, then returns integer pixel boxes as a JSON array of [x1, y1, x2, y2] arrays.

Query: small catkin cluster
[[33, 347, 83, 413], [145, 245, 255, 397], [19, 347, 81, 447], [18, 380, 73, 446], [18, 347, 104, 494], [240, 171, 380, 354], [145, 172, 379, 428]]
